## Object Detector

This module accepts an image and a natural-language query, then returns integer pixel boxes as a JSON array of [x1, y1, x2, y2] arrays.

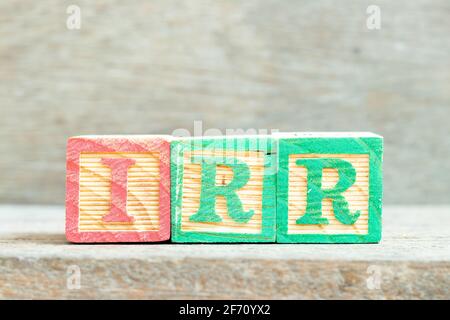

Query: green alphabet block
[[171, 136, 276, 242], [276, 132, 383, 243]]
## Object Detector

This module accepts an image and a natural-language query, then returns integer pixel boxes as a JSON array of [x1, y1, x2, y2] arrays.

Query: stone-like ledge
[[0, 205, 448, 299]]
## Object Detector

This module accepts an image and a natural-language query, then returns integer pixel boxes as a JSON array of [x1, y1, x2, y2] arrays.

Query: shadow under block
[[276, 132, 383, 243], [65, 135, 171, 243], [171, 136, 276, 242]]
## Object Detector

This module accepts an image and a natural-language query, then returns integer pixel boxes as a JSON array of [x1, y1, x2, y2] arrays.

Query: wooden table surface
[[0, 205, 448, 299]]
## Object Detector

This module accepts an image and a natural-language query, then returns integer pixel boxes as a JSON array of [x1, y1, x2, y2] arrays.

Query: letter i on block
[[66, 135, 171, 242], [171, 136, 276, 242], [276, 132, 383, 243]]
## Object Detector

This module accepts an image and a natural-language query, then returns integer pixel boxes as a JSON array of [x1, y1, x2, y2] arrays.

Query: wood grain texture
[[276, 133, 383, 243], [66, 136, 171, 243], [171, 137, 276, 242], [0, 205, 449, 299], [78, 152, 160, 231], [180, 150, 265, 234], [288, 154, 369, 234], [0, 0, 449, 206]]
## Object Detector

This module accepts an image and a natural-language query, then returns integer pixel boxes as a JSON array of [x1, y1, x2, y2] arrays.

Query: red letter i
[[101, 158, 136, 223]]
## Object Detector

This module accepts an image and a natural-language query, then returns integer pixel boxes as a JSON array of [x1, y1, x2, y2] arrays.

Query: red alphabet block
[[66, 135, 171, 243]]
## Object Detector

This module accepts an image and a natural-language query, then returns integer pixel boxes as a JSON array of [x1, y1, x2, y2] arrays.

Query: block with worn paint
[[65, 135, 171, 243], [276, 132, 383, 243], [171, 136, 276, 242]]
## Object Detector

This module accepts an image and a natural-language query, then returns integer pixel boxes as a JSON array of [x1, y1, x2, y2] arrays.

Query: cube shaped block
[[171, 136, 276, 242], [66, 135, 171, 243], [276, 132, 383, 243]]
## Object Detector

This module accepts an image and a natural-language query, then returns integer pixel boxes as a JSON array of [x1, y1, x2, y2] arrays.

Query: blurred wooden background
[[0, 0, 449, 205]]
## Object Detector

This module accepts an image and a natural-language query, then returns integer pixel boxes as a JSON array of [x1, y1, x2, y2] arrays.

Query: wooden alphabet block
[[171, 136, 276, 242], [65, 135, 171, 243], [275, 132, 383, 243]]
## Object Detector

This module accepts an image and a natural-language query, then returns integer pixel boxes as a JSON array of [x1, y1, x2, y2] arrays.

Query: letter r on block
[[295, 158, 360, 225], [101, 158, 136, 223], [189, 156, 255, 224]]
